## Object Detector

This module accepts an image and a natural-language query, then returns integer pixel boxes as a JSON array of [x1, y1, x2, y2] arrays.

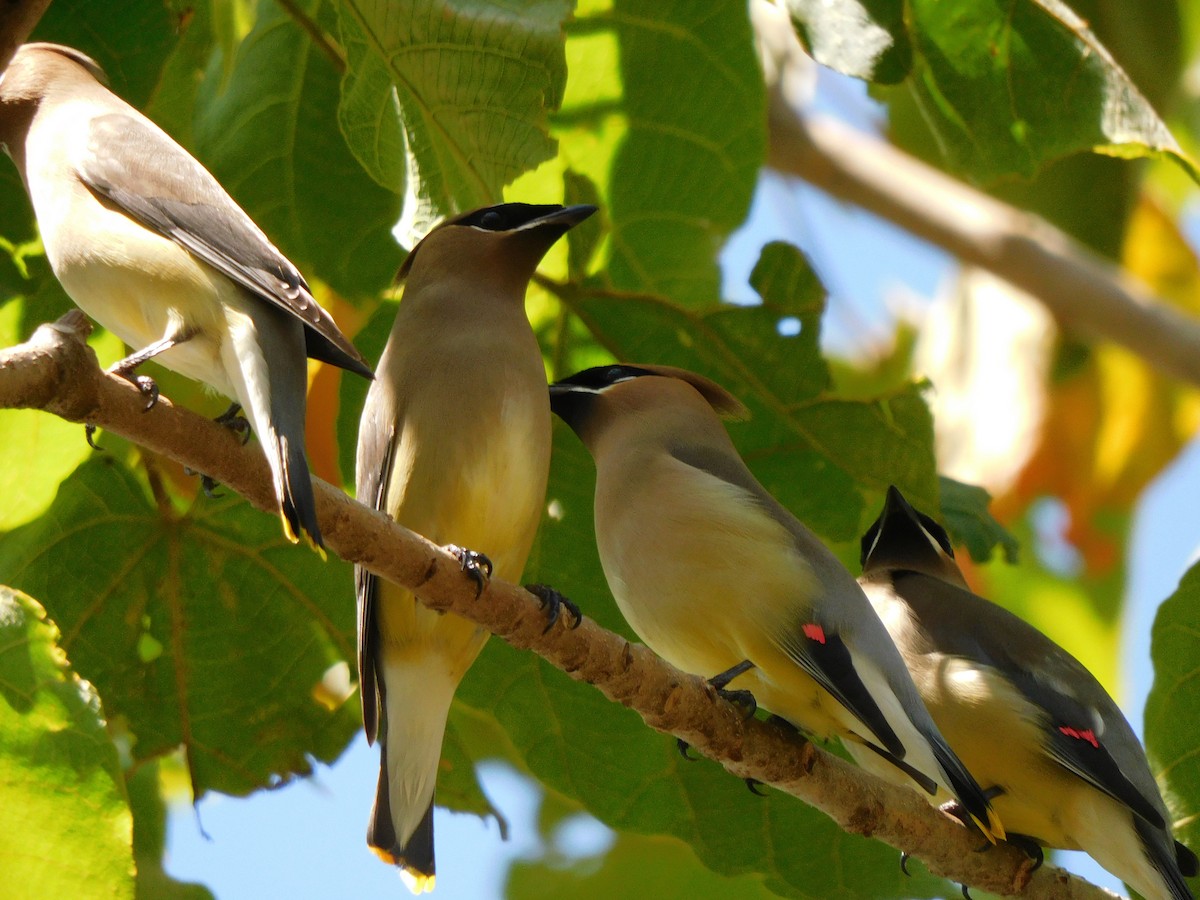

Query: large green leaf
[[0, 587, 134, 899], [194, 0, 403, 297], [0, 458, 360, 799], [560, 0, 766, 306], [789, 0, 1194, 183], [30, 0, 178, 107], [508, 830, 779, 899], [1146, 563, 1200, 857], [908, 0, 1192, 181], [335, 0, 573, 242]]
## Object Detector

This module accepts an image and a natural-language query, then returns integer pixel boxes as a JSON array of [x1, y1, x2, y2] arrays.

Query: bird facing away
[[0, 43, 372, 549], [356, 202, 595, 892], [858, 486, 1197, 900], [549, 363, 1003, 842]]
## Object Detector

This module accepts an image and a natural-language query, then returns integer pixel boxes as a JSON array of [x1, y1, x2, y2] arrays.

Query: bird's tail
[[222, 303, 323, 551], [369, 655, 462, 894], [1132, 815, 1196, 900], [928, 730, 1005, 843]]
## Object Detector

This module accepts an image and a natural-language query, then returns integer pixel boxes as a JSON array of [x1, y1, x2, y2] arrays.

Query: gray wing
[[894, 571, 1168, 828], [669, 442, 905, 757], [355, 404, 397, 743], [77, 113, 371, 378]]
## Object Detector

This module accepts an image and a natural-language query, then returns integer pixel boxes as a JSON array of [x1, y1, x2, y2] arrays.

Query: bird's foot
[[110, 364, 160, 412], [706, 659, 757, 717], [214, 403, 252, 445], [181, 466, 223, 498], [525, 584, 583, 634], [716, 686, 758, 718], [446, 545, 493, 598], [1004, 834, 1044, 872], [941, 788, 1005, 849]]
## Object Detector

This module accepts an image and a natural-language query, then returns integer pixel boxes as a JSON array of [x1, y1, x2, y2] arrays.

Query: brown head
[[397, 203, 596, 297], [0, 43, 108, 158], [549, 363, 748, 457]]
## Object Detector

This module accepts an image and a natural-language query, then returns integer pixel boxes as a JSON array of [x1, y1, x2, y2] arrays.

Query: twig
[[0, 0, 53, 75], [0, 312, 1119, 900]]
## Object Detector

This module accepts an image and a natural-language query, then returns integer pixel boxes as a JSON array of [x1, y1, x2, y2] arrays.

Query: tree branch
[[756, 7, 1200, 390], [0, 0, 53, 76], [0, 312, 1120, 899]]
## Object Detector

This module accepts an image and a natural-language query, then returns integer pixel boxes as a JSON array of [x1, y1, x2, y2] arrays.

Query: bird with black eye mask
[[356, 202, 595, 892], [854, 486, 1197, 900]]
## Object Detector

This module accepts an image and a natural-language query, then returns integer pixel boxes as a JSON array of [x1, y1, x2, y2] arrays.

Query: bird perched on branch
[[0, 42, 372, 550], [356, 202, 594, 892], [857, 486, 1197, 900], [549, 363, 1003, 843]]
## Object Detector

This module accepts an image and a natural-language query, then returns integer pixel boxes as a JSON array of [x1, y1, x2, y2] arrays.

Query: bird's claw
[[447, 545, 492, 597], [900, 851, 912, 876], [85, 423, 103, 450], [113, 369, 159, 411], [1005, 834, 1044, 872], [717, 686, 757, 718], [745, 778, 767, 796], [676, 738, 697, 761], [182, 466, 223, 498], [215, 403, 252, 445], [525, 583, 582, 633]]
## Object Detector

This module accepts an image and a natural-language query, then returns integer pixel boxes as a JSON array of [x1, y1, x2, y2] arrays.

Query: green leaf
[[1147, 563, 1200, 857], [336, 0, 573, 242], [938, 476, 1020, 564], [791, 0, 1195, 183], [194, 0, 403, 297], [783, 0, 911, 84], [905, 0, 1195, 182], [0, 587, 134, 898], [145, 2, 219, 150], [562, 0, 766, 306], [508, 831, 778, 899], [31, 0, 178, 107], [0, 458, 359, 799]]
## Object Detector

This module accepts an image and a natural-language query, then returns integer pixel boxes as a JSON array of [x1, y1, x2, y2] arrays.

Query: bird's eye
[[479, 210, 503, 230]]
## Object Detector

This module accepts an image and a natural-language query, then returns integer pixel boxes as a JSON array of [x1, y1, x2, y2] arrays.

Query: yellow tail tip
[[399, 869, 436, 894], [279, 513, 326, 559], [280, 513, 301, 544], [977, 808, 1006, 844]]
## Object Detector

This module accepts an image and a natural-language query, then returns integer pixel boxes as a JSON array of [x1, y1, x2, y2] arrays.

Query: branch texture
[[0, 313, 1120, 900], [756, 7, 1200, 390]]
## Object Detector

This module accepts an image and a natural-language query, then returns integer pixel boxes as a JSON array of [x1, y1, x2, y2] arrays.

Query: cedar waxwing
[[857, 486, 1198, 900], [549, 364, 1004, 842], [355, 202, 595, 891], [0, 43, 372, 549]]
